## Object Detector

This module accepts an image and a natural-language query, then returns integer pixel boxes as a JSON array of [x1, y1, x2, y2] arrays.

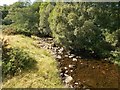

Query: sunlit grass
[[2, 35, 64, 88]]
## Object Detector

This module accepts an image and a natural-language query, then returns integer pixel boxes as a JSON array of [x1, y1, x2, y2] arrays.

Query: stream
[[32, 36, 119, 89]]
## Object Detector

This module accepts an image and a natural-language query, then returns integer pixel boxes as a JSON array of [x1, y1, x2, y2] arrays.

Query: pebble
[[56, 55, 62, 59], [65, 55, 68, 57], [59, 47, 64, 52], [68, 65, 75, 68], [69, 55, 74, 58], [65, 76, 73, 84], [75, 82, 79, 85], [76, 56, 81, 59], [65, 70, 68, 73], [69, 54, 75, 58], [81, 62, 83, 65], [73, 58, 77, 61], [70, 70, 73, 72], [64, 74, 69, 77], [64, 67, 67, 70]]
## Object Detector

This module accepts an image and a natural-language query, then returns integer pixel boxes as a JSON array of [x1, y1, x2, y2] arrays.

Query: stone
[[92, 66, 95, 69], [73, 58, 77, 61], [69, 54, 75, 58], [70, 70, 73, 72], [65, 76, 73, 84], [56, 55, 62, 59], [65, 70, 68, 73], [75, 82, 78, 85], [64, 67, 67, 70], [81, 62, 83, 65], [76, 56, 81, 59], [69, 55, 73, 58], [64, 74, 69, 77], [68, 65, 75, 68], [59, 47, 64, 52], [65, 55, 68, 57]]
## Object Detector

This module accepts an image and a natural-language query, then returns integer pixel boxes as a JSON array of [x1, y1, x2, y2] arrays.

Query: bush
[[111, 48, 120, 66], [49, 2, 115, 58], [4, 2, 40, 36], [39, 2, 54, 36], [2, 37, 36, 78]]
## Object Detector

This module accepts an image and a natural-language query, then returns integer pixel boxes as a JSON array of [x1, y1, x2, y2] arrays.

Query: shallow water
[[56, 49, 119, 88]]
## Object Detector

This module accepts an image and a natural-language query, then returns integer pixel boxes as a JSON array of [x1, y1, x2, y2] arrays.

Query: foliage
[[49, 2, 119, 58], [2, 35, 63, 88], [2, 37, 36, 78], [4, 1, 40, 36], [111, 48, 120, 66], [39, 2, 55, 36]]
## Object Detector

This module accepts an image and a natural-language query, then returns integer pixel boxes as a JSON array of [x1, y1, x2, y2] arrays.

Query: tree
[[4, 1, 40, 36], [49, 2, 119, 58], [39, 2, 55, 36]]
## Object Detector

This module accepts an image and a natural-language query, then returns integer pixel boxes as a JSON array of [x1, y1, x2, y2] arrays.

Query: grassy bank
[[2, 35, 64, 88]]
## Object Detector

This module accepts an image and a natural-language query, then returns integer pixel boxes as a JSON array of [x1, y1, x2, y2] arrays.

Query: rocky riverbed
[[31, 36, 119, 89]]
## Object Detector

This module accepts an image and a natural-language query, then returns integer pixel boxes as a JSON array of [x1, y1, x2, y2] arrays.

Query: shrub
[[111, 48, 120, 66], [1, 37, 36, 79], [39, 2, 54, 36], [49, 2, 115, 58]]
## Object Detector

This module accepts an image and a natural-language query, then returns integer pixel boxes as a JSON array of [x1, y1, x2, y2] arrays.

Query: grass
[[2, 35, 64, 88]]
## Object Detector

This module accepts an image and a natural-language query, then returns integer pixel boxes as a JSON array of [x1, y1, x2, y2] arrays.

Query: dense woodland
[[0, 1, 120, 88]]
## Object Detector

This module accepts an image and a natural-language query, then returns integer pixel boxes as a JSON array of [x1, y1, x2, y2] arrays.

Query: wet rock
[[67, 51, 70, 55], [58, 49, 63, 54], [69, 56, 73, 58], [65, 55, 69, 57], [73, 58, 77, 61], [80, 62, 83, 65], [60, 73, 64, 77], [64, 67, 68, 70], [69, 54, 75, 58], [75, 82, 79, 85], [64, 74, 69, 77], [58, 47, 64, 52], [56, 55, 62, 59], [70, 70, 73, 72], [65, 75, 73, 84], [92, 66, 95, 69], [76, 56, 81, 59], [68, 65, 75, 68], [65, 70, 68, 74]]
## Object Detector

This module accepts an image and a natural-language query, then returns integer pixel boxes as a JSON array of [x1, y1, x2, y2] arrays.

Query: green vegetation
[[2, 35, 63, 88], [1, 1, 120, 88], [39, 2, 54, 36], [49, 2, 119, 58]]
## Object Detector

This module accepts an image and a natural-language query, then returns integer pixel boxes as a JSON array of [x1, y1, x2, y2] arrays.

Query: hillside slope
[[2, 35, 63, 88]]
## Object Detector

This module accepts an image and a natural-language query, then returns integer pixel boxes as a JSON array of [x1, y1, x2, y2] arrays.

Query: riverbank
[[2, 34, 119, 89], [2, 35, 64, 88]]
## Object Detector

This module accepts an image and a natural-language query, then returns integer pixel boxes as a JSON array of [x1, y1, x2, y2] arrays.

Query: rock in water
[[65, 55, 68, 57], [73, 58, 77, 61], [68, 65, 75, 68]]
